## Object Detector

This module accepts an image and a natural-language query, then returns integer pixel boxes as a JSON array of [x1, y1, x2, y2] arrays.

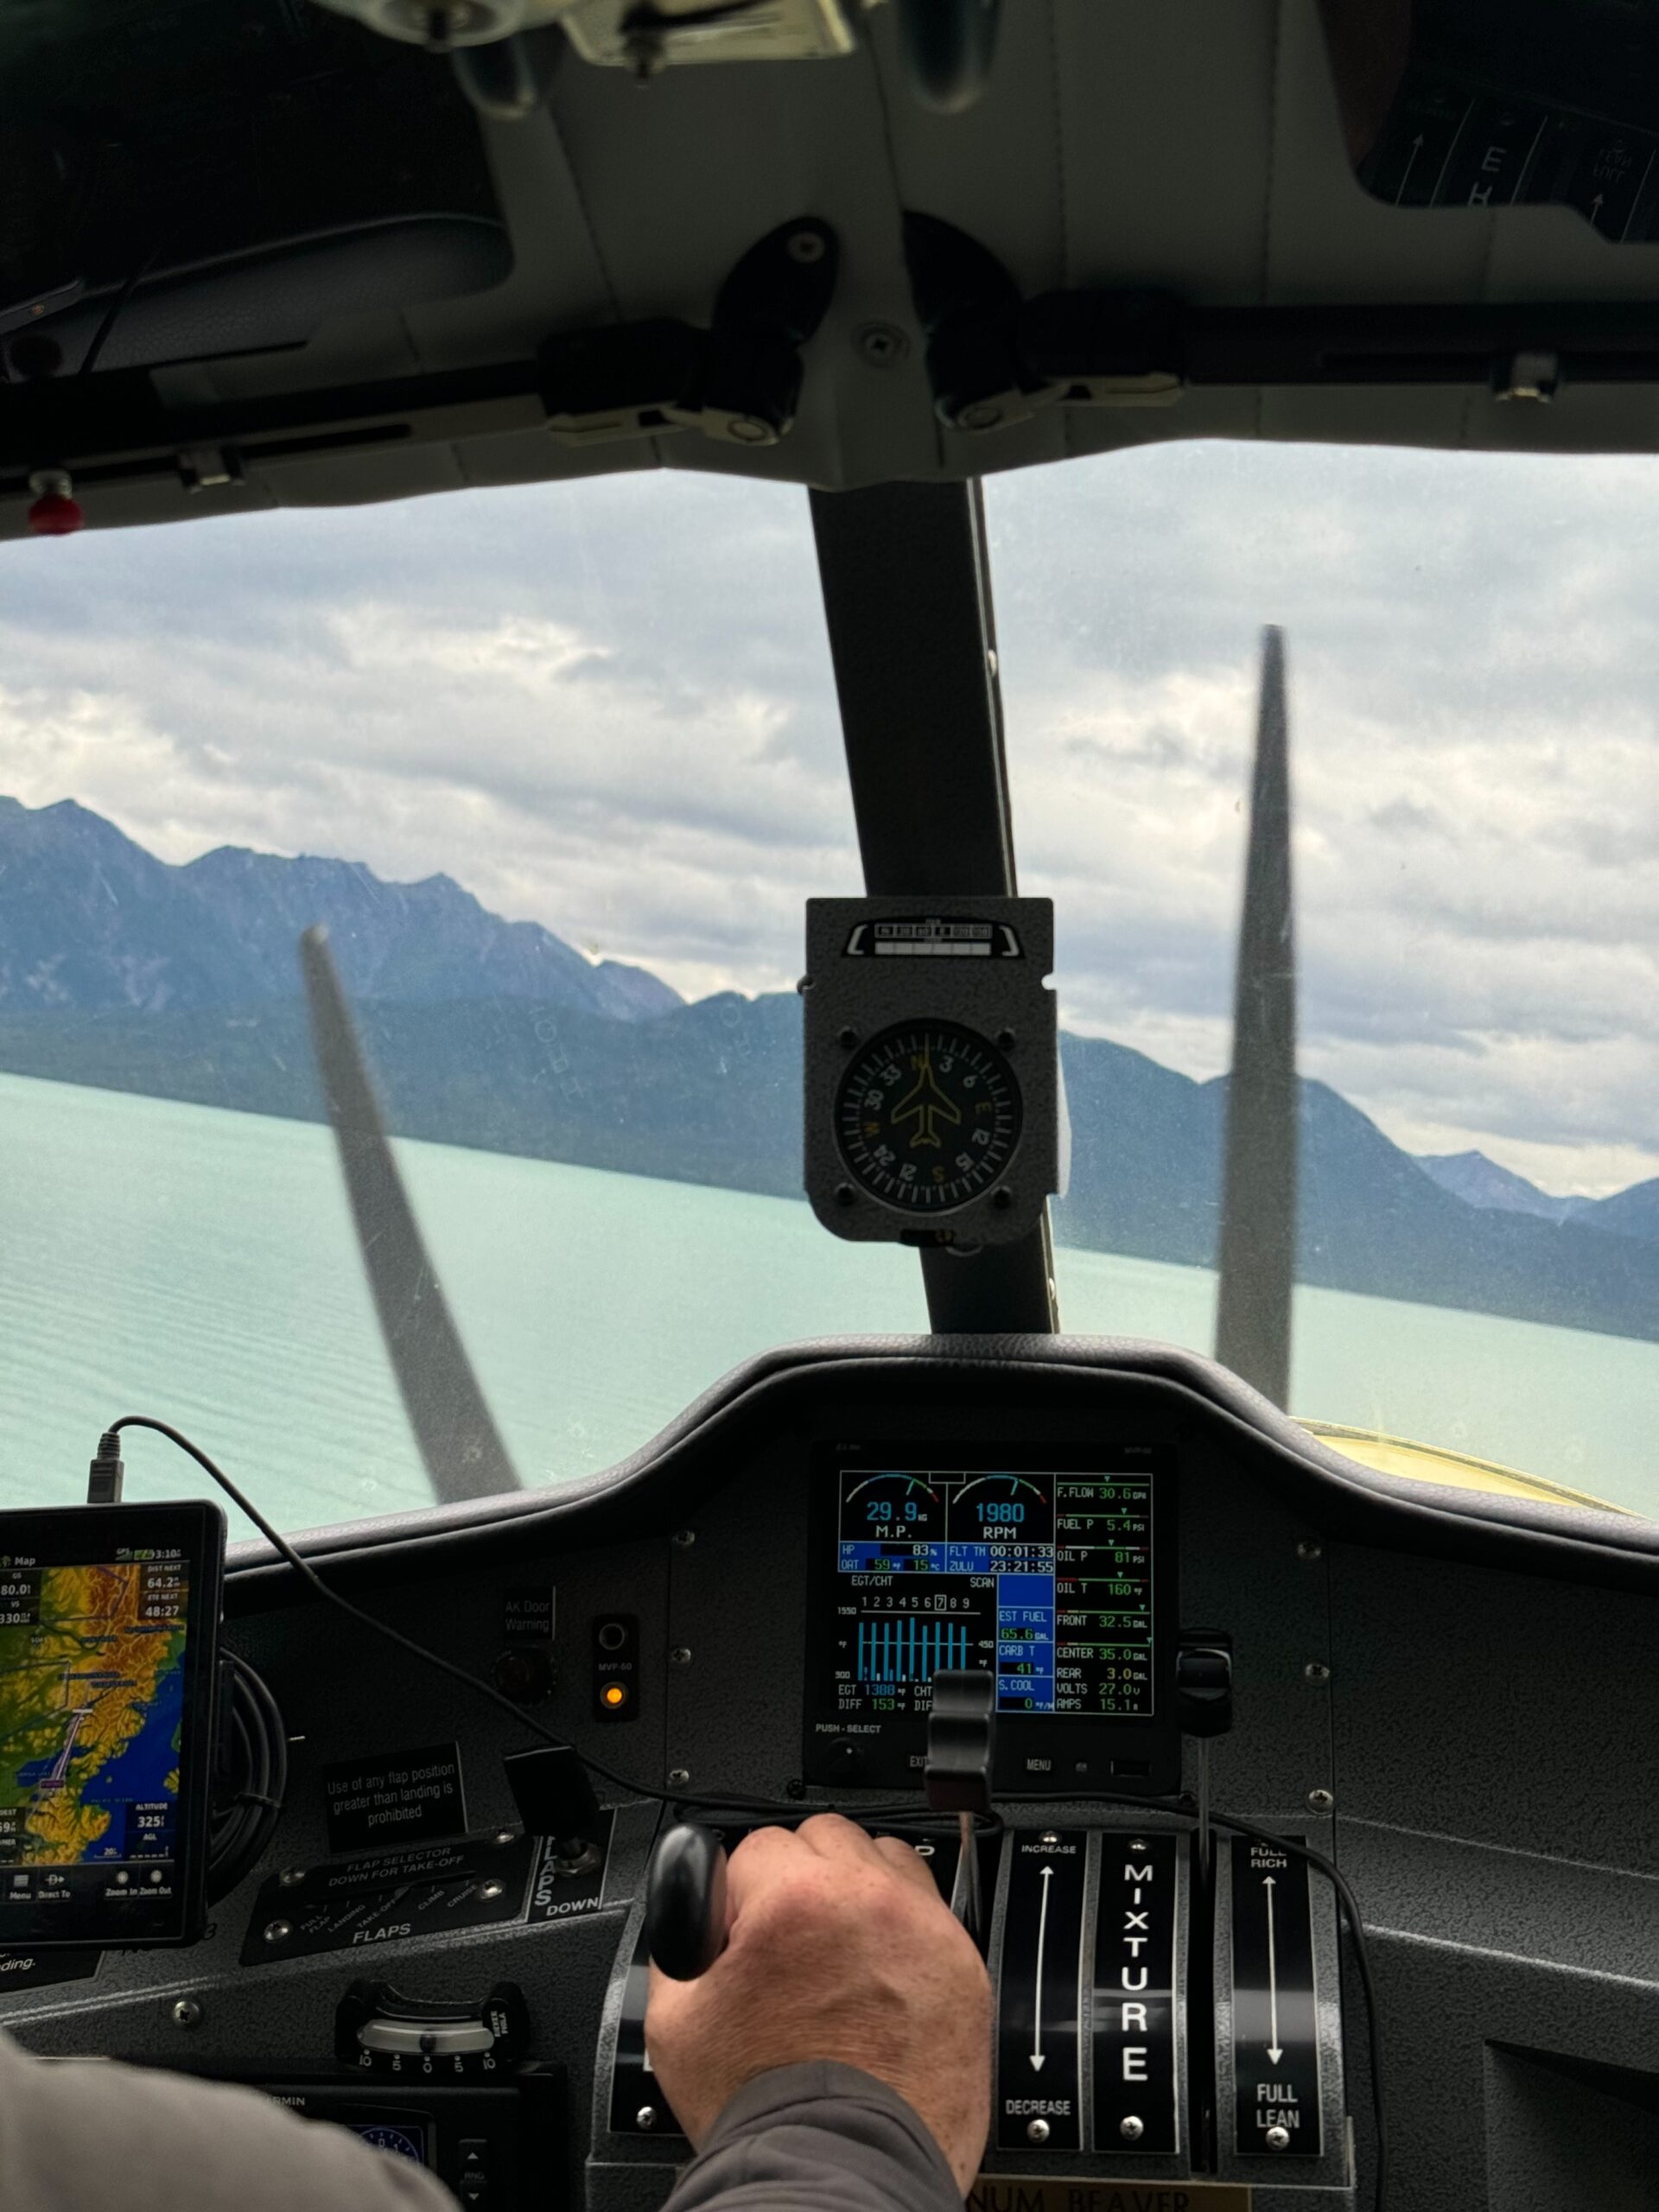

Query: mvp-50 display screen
[[804, 1451, 1185, 1796], [0, 1502, 224, 1948], [804, 1444, 1178, 1794]]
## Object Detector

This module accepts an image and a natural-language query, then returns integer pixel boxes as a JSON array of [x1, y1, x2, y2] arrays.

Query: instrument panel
[[0, 1340, 1655, 2212]]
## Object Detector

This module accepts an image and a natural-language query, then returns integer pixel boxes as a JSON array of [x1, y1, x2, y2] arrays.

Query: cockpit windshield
[[993, 444, 1659, 1516], [3, 445, 1656, 1531]]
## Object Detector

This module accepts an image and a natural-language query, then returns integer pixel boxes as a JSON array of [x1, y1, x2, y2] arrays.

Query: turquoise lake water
[[2, 1070, 1655, 1533]]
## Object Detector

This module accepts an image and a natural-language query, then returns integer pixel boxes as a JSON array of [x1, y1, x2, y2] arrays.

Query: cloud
[[3, 440, 1659, 1193]]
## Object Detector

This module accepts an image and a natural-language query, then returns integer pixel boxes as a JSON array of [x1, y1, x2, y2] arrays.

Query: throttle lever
[[645, 1820, 728, 1981], [925, 1668, 995, 1940]]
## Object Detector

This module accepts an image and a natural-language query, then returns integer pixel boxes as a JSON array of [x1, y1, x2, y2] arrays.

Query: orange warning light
[[601, 1682, 628, 1708]]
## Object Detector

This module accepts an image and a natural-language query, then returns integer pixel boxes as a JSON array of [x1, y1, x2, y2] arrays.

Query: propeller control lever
[[925, 1668, 996, 1939]]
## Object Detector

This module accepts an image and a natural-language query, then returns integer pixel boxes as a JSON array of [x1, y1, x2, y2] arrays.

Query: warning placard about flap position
[[322, 1742, 467, 1856]]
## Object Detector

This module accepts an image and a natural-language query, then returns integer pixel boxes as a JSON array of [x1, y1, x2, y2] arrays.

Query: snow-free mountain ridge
[[0, 796, 680, 1023], [1, 794, 1656, 1344]]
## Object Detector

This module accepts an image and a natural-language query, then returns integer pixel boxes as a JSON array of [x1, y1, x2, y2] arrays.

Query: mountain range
[[1416, 1147, 1659, 1244], [0, 797, 679, 1023], [1, 795, 1657, 1344]]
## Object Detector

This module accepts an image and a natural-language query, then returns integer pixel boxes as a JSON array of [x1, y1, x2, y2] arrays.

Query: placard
[[501, 1588, 555, 1643], [323, 1744, 467, 1856]]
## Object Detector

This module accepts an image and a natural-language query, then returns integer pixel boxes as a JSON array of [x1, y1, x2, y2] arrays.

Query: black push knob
[[925, 1670, 995, 1939], [925, 1669, 996, 1815], [1174, 1632, 1234, 1738], [645, 1821, 728, 1981]]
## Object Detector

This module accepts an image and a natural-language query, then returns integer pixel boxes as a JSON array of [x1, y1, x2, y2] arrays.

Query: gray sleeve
[[0, 2029, 458, 2212], [664, 2063, 965, 2212]]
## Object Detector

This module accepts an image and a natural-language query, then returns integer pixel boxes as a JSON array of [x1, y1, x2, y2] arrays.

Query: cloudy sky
[[2, 437, 1657, 1198]]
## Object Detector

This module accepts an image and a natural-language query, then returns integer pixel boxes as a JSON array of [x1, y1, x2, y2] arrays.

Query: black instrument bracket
[[539, 216, 839, 449], [0, 216, 839, 512], [902, 209, 1659, 435]]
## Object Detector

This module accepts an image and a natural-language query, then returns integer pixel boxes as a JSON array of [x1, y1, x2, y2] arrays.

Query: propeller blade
[[1214, 625, 1298, 1407], [300, 925, 524, 1502]]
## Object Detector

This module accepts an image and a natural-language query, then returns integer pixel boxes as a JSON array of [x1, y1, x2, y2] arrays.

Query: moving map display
[[0, 1503, 221, 1947]]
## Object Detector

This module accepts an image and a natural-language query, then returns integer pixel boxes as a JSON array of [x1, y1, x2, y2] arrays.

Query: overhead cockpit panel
[[11, 1, 1659, 534]]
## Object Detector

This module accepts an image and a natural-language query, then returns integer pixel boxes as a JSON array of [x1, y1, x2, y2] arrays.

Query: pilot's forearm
[[664, 2063, 968, 2212], [0, 2032, 454, 2212]]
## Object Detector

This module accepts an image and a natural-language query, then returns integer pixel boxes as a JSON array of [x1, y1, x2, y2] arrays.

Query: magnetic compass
[[834, 1022, 1021, 1214]]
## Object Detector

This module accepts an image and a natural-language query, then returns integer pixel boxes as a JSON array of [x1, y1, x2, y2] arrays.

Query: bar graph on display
[[855, 1615, 970, 1684]]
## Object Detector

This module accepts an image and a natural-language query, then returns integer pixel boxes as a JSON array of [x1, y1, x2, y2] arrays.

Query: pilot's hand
[[645, 1814, 992, 2191]]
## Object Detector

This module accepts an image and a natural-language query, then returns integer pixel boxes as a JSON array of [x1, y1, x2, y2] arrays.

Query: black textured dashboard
[[4, 1336, 1659, 2212]]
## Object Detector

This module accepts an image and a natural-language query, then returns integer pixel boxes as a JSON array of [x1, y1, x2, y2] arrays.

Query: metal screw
[[480, 1880, 505, 1900], [278, 1867, 307, 1888], [1306, 1788, 1336, 1815], [854, 321, 909, 368], [1303, 1662, 1331, 1684], [671, 1529, 696, 1549], [1119, 2116, 1144, 2143], [1026, 2119, 1050, 2145], [836, 1183, 858, 1207], [958, 401, 1004, 431], [1296, 1539, 1323, 1562], [838, 1027, 859, 1049], [670, 1646, 692, 1668], [264, 1919, 291, 1945], [996, 1028, 1017, 1050], [637, 2106, 658, 2131], [785, 1777, 806, 1801], [171, 1999, 201, 2030], [787, 229, 827, 264], [1266, 2125, 1292, 2151], [668, 1768, 691, 1788]]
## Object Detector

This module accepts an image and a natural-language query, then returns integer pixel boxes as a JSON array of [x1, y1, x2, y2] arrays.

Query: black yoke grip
[[645, 1821, 729, 1981]]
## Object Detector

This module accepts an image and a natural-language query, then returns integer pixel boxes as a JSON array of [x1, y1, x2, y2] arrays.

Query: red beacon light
[[26, 468, 85, 537]]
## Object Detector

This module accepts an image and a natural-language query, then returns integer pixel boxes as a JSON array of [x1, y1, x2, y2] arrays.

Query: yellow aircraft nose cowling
[[1295, 1421, 1630, 1516]]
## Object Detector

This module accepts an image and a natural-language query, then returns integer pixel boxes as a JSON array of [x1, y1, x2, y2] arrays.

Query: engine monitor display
[[0, 1502, 224, 1948], [804, 1446, 1176, 1794]]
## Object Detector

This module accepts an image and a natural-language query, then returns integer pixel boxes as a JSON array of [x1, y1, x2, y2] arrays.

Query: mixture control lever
[[1175, 1629, 1234, 1883], [645, 1820, 729, 1981], [925, 1668, 995, 1939]]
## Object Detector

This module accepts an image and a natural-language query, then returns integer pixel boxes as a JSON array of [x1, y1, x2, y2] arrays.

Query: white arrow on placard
[[1264, 1875, 1282, 2064], [1030, 1866, 1052, 2072]]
